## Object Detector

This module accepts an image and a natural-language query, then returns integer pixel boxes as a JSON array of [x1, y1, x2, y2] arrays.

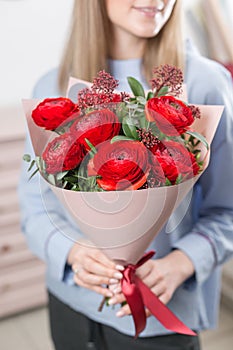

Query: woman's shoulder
[[187, 57, 232, 102], [32, 68, 60, 98], [185, 41, 232, 104], [187, 53, 231, 85]]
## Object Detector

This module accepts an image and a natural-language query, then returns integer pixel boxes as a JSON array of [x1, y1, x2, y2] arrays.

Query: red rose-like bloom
[[146, 96, 194, 136], [88, 140, 150, 191], [151, 140, 200, 184], [42, 133, 86, 174], [70, 108, 121, 150], [32, 97, 79, 130]]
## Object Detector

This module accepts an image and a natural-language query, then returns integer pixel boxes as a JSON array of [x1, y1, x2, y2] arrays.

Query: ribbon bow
[[121, 251, 196, 338]]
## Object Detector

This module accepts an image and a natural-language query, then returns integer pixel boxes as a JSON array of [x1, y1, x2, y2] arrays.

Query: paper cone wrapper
[[22, 97, 223, 265]]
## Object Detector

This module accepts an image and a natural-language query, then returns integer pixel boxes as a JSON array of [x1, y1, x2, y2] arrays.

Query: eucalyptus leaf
[[127, 103, 140, 109], [136, 96, 146, 105], [23, 154, 31, 162], [127, 77, 145, 98]]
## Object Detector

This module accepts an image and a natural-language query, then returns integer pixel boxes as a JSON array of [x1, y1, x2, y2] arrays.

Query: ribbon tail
[[121, 280, 146, 338], [136, 277, 196, 336]]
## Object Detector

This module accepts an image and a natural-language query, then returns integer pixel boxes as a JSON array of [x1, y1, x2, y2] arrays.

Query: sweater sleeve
[[18, 134, 85, 280], [173, 64, 233, 284]]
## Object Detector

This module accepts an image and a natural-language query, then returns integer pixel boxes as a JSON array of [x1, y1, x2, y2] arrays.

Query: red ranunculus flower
[[32, 97, 79, 130], [151, 140, 200, 184], [88, 140, 150, 191], [42, 133, 86, 174], [70, 108, 121, 149], [145, 96, 194, 136]]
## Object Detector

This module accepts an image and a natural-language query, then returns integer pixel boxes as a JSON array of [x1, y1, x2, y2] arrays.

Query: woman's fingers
[[73, 274, 114, 298], [115, 304, 151, 318], [70, 244, 125, 294], [78, 255, 124, 279], [108, 292, 125, 306], [72, 264, 122, 286]]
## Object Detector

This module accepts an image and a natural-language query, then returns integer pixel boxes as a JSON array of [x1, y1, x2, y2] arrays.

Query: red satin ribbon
[[121, 251, 196, 338]]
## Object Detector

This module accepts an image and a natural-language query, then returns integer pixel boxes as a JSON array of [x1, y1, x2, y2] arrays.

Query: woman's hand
[[67, 240, 124, 298], [108, 250, 195, 317]]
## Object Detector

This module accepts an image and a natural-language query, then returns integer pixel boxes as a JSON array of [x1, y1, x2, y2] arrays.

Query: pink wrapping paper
[[22, 80, 224, 265]]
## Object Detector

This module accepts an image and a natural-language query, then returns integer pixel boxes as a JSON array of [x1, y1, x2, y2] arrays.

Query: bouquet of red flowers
[[25, 65, 207, 191], [23, 65, 223, 337]]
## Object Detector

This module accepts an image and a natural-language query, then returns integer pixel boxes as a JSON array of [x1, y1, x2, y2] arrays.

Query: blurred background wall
[[0, 0, 232, 109], [0, 0, 72, 107]]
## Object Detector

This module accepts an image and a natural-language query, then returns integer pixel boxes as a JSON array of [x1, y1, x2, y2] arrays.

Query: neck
[[109, 27, 147, 60]]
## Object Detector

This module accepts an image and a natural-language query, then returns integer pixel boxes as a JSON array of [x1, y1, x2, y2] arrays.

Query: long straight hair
[[58, 0, 184, 93]]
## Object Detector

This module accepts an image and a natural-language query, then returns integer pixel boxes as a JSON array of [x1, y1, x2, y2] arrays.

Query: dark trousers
[[48, 292, 201, 350]]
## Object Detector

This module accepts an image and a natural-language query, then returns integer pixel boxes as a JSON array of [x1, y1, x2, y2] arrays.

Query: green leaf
[[28, 160, 36, 172], [56, 171, 69, 181], [85, 138, 97, 154], [157, 86, 169, 97], [186, 131, 209, 150], [47, 174, 56, 186], [28, 168, 39, 181], [146, 91, 154, 100], [175, 174, 183, 185], [64, 176, 79, 183], [127, 77, 145, 98], [23, 154, 31, 162], [111, 135, 135, 143], [35, 156, 44, 172], [115, 102, 129, 121], [62, 180, 68, 189], [195, 151, 201, 160], [136, 96, 146, 105], [165, 178, 172, 186], [139, 117, 150, 131], [122, 117, 139, 139]]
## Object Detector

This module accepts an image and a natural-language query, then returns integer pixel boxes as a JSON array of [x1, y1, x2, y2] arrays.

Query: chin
[[132, 25, 159, 39]]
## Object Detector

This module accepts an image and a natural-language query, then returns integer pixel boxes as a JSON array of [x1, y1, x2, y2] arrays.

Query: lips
[[132, 6, 160, 17]]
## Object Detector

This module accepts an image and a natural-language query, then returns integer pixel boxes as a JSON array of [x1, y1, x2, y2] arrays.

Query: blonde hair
[[58, 0, 184, 93]]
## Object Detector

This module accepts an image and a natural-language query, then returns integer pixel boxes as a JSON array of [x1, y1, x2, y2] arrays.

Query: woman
[[19, 1, 233, 349]]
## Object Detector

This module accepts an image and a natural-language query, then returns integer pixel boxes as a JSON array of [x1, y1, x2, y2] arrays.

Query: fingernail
[[109, 278, 119, 284], [108, 297, 117, 305], [106, 291, 113, 298], [113, 286, 121, 294], [116, 310, 124, 317], [108, 284, 117, 291], [115, 264, 125, 271], [113, 272, 123, 279]]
